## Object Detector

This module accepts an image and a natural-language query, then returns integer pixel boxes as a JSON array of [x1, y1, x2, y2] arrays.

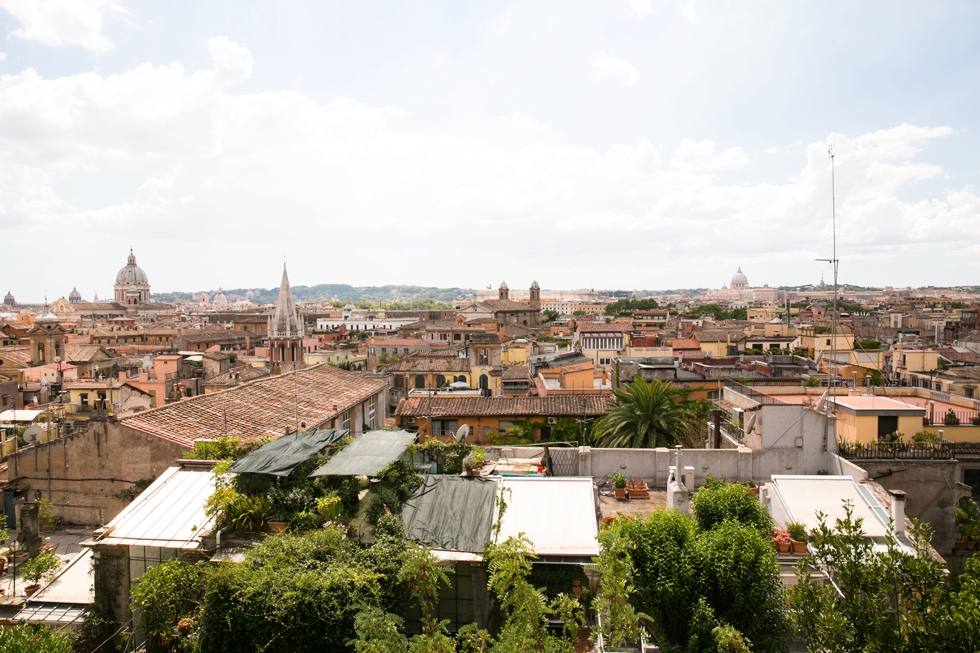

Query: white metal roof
[[0, 409, 43, 422], [96, 465, 216, 549], [769, 475, 890, 538], [26, 548, 94, 604], [495, 477, 599, 557]]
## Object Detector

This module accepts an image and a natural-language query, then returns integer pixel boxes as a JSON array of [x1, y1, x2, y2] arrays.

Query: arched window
[[436, 374, 446, 387], [479, 374, 488, 391], [37, 343, 45, 361], [479, 349, 488, 366], [415, 375, 426, 389]]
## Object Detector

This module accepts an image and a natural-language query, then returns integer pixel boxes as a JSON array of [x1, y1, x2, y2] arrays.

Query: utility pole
[[817, 144, 840, 448]]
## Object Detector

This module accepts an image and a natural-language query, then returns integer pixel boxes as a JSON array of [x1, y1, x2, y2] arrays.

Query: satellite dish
[[54, 356, 61, 364], [23, 426, 42, 443], [455, 424, 471, 443], [745, 414, 757, 435]]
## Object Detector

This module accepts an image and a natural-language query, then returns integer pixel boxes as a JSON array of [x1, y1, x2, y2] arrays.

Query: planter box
[[614, 487, 627, 500], [626, 482, 648, 499], [267, 521, 287, 534]]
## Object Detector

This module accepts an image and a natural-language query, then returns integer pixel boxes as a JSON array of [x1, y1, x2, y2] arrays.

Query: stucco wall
[[855, 459, 970, 556], [7, 420, 185, 526]]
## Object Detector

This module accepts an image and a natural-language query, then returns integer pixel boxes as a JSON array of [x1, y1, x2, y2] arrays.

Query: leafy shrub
[[365, 486, 402, 526], [945, 409, 961, 426], [0, 623, 72, 653], [130, 559, 199, 653], [288, 511, 322, 533], [227, 495, 272, 533], [233, 472, 274, 497], [786, 522, 808, 542], [335, 477, 362, 514], [21, 550, 61, 585], [316, 494, 342, 520], [691, 481, 772, 536]]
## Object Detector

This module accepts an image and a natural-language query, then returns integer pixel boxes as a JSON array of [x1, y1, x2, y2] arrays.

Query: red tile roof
[[395, 395, 612, 418], [502, 365, 529, 380], [120, 364, 386, 447], [382, 358, 471, 373], [577, 323, 634, 333]]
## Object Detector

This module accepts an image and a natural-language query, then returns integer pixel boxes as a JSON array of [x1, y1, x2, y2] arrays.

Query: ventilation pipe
[[890, 489, 907, 536]]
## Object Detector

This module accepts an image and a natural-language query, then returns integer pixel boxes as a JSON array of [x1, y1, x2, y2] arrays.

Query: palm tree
[[592, 377, 693, 448]]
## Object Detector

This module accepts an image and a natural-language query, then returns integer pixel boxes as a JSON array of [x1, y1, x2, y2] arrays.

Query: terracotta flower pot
[[750, 486, 759, 497], [25, 584, 41, 596], [791, 540, 808, 555], [777, 541, 791, 554], [267, 521, 287, 534], [627, 482, 649, 499], [614, 487, 627, 500]]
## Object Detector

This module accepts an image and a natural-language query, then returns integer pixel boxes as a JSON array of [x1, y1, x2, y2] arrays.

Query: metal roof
[[769, 475, 890, 538], [495, 477, 600, 557], [94, 464, 216, 549], [310, 430, 416, 477], [0, 410, 43, 422]]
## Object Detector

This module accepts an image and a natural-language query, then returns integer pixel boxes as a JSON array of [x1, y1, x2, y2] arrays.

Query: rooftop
[[395, 395, 613, 417]]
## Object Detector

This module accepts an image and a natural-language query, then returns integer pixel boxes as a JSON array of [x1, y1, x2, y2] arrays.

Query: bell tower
[[529, 280, 540, 311], [268, 265, 304, 371], [28, 304, 66, 365], [498, 281, 509, 301]]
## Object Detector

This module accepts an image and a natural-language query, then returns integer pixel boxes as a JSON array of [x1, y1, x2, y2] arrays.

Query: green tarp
[[230, 428, 349, 476], [309, 430, 417, 478], [400, 476, 497, 553]]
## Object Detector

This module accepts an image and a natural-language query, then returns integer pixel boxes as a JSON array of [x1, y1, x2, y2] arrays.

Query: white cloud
[[671, 138, 750, 172], [592, 54, 640, 86], [0, 39, 974, 294], [765, 146, 777, 154], [0, 0, 123, 54], [679, 0, 699, 24], [0, 52, 6, 60], [628, 0, 655, 17]]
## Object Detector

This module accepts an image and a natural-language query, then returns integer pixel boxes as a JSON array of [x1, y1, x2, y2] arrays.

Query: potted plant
[[746, 479, 759, 497], [471, 447, 486, 468], [228, 495, 272, 533], [21, 550, 61, 595], [612, 472, 627, 500], [626, 477, 649, 499], [786, 522, 809, 555], [772, 529, 791, 554]]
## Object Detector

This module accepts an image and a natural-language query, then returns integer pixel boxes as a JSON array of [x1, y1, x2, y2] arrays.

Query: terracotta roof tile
[[120, 364, 386, 447], [502, 365, 529, 380], [382, 358, 471, 373], [395, 395, 612, 418]]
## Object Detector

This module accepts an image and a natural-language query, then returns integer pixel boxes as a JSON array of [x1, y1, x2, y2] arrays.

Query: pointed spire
[[269, 265, 301, 338]]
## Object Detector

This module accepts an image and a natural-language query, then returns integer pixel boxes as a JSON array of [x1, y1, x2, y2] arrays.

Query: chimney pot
[[889, 489, 907, 536]]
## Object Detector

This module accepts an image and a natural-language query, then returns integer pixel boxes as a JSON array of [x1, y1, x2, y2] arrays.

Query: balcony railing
[[837, 440, 955, 460], [724, 379, 789, 405]]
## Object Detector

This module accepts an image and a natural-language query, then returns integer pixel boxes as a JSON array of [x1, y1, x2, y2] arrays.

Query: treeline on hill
[[152, 285, 474, 305]]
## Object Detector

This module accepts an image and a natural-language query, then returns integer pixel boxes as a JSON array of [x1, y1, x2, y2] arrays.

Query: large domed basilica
[[114, 249, 151, 305]]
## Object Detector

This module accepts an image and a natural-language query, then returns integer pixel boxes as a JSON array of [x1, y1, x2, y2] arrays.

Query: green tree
[[592, 378, 694, 448], [542, 310, 560, 323], [618, 483, 790, 653], [130, 559, 200, 653], [789, 502, 980, 653]]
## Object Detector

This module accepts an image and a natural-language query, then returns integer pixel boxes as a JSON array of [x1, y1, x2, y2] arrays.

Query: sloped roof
[[395, 395, 612, 418], [65, 343, 111, 362], [120, 363, 386, 447], [502, 365, 529, 380], [231, 428, 349, 476], [95, 464, 215, 549], [383, 357, 471, 373], [0, 346, 31, 366]]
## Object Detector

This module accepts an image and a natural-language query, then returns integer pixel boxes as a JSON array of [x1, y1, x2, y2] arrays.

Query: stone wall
[[7, 420, 186, 526]]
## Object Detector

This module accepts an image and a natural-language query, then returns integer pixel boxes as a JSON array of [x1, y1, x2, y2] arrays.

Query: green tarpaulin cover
[[309, 430, 417, 477], [230, 428, 349, 476], [400, 476, 497, 553]]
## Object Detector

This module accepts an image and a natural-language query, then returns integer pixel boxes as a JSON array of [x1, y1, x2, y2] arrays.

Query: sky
[[1, 0, 979, 301]]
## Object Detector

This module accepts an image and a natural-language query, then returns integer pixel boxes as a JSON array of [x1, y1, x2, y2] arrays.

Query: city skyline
[[1, 1, 979, 295]]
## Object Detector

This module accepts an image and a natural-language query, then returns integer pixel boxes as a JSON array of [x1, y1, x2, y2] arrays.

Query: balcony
[[837, 440, 955, 460]]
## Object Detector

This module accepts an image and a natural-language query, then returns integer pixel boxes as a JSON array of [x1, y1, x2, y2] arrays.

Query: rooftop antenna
[[816, 143, 839, 443]]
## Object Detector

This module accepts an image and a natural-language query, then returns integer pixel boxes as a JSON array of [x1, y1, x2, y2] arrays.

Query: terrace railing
[[723, 379, 789, 405], [837, 440, 955, 460]]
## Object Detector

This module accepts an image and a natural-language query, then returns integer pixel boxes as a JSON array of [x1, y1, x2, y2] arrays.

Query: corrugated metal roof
[[96, 465, 216, 549], [496, 477, 599, 557], [310, 430, 416, 477]]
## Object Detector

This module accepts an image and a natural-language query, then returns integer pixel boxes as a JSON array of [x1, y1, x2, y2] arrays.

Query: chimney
[[890, 489, 907, 536]]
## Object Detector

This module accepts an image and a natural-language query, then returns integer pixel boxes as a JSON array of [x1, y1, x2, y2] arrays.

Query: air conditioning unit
[[547, 417, 557, 425], [406, 417, 416, 424]]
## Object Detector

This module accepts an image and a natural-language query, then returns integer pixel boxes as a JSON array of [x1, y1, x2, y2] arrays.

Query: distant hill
[[152, 284, 477, 306]]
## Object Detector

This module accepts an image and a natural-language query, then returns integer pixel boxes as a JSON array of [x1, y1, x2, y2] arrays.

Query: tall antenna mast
[[817, 143, 840, 426]]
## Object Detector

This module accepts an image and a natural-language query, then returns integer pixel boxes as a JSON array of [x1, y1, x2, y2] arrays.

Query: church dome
[[69, 287, 82, 303], [214, 288, 228, 305], [499, 281, 508, 291], [530, 280, 539, 289], [3, 291, 14, 306], [731, 267, 748, 289], [116, 249, 149, 286]]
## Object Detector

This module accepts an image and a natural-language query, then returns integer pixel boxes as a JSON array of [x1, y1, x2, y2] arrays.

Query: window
[[342, 410, 351, 432], [966, 388, 975, 399], [707, 390, 721, 400], [497, 420, 515, 432], [404, 562, 474, 634], [80, 393, 89, 407], [440, 333, 448, 341], [432, 419, 458, 436], [454, 334, 461, 341], [403, 348, 409, 355], [381, 347, 387, 355], [479, 349, 488, 365], [369, 347, 376, 355], [826, 339, 832, 346], [877, 415, 898, 439], [368, 396, 376, 429]]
